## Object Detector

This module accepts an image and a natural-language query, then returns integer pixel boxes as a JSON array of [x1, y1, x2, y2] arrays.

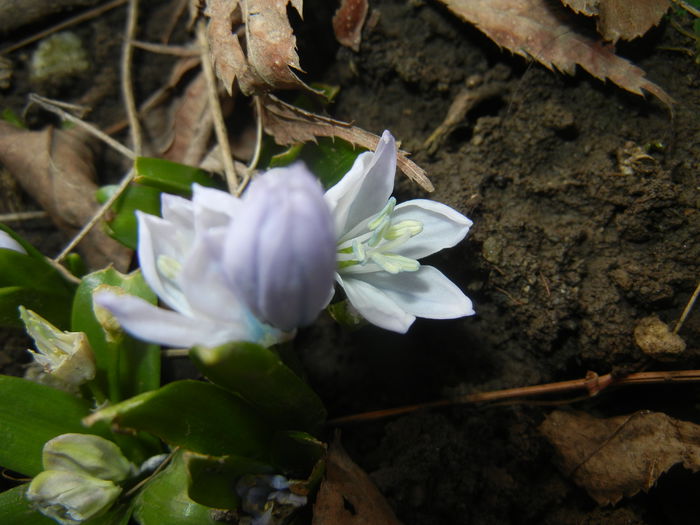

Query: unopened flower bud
[[20, 307, 95, 387], [27, 470, 121, 525], [43, 434, 135, 482], [223, 164, 336, 331]]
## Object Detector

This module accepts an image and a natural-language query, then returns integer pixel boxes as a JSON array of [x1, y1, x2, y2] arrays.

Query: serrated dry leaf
[[333, 0, 369, 52], [0, 122, 131, 270], [205, 0, 312, 95], [261, 95, 434, 191], [437, 0, 673, 108], [561, 0, 670, 43], [540, 410, 700, 505], [312, 436, 403, 525]]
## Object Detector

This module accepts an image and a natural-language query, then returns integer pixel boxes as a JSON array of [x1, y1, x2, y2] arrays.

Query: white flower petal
[[160, 193, 194, 228], [360, 265, 474, 319], [94, 291, 250, 348], [192, 184, 240, 235], [337, 273, 415, 333], [135, 212, 191, 314], [0, 230, 26, 254], [325, 130, 396, 236], [393, 199, 472, 260]]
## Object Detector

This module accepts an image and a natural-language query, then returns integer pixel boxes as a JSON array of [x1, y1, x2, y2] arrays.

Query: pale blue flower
[[0, 230, 26, 254], [95, 164, 335, 347], [326, 130, 475, 333]]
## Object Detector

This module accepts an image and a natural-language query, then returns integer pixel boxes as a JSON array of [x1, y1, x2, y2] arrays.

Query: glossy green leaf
[[96, 183, 161, 250], [0, 225, 76, 328], [302, 137, 362, 189], [269, 143, 303, 167], [71, 268, 159, 402], [270, 431, 326, 478], [0, 375, 92, 476], [184, 451, 273, 509], [134, 157, 221, 196], [190, 343, 326, 436], [84, 380, 273, 458], [84, 504, 133, 525], [133, 452, 218, 525], [0, 484, 54, 525]]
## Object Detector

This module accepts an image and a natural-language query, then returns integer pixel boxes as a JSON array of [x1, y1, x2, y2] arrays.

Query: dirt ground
[[1, 0, 699, 524]]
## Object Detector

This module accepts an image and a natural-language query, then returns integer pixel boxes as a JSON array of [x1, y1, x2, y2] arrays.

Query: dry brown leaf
[[312, 436, 403, 525], [261, 95, 434, 191], [437, 0, 673, 108], [540, 410, 700, 505], [333, 0, 370, 52], [561, 0, 670, 42], [205, 0, 313, 95], [0, 122, 131, 270]]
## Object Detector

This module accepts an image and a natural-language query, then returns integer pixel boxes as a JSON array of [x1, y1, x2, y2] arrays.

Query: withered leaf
[[437, 0, 673, 108], [261, 95, 434, 191], [333, 0, 370, 52], [540, 410, 700, 505], [312, 436, 403, 525], [206, 0, 313, 95], [597, 0, 670, 43], [561, 0, 670, 43], [0, 122, 131, 270]]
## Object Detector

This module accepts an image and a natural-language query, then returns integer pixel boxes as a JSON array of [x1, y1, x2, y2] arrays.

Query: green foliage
[[190, 342, 327, 436], [0, 484, 54, 525], [84, 380, 273, 459], [96, 183, 161, 250], [133, 452, 218, 525], [134, 157, 222, 196], [0, 376, 94, 476], [0, 224, 76, 328], [71, 267, 160, 403]]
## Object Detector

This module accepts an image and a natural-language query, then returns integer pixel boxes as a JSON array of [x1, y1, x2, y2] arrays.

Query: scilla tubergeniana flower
[[326, 130, 474, 333], [94, 164, 336, 348], [0, 229, 26, 254]]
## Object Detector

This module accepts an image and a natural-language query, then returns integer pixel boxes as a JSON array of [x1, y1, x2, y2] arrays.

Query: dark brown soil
[[1, 1, 699, 524], [298, 1, 700, 524]]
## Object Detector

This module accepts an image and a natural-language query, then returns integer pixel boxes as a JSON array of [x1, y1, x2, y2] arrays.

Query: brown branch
[[327, 369, 700, 425]]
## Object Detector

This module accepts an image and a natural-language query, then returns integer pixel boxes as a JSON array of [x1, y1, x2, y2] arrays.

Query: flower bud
[[43, 434, 135, 482], [27, 470, 121, 525], [0, 230, 26, 254], [223, 164, 336, 331], [20, 307, 96, 387]]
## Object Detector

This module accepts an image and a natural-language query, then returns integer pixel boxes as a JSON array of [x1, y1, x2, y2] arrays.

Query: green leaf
[[302, 137, 362, 189], [0, 225, 76, 328], [269, 143, 303, 167], [72, 268, 160, 402], [84, 380, 273, 459], [84, 504, 133, 525], [134, 157, 221, 196], [0, 484, 54, 525], [184, 451, 273, 509], [190, 343, 326, 436], [96, 183, 161, 250], [133, 452, 219, 525], [270, 431, 326, 479], [0, 375, 92, 476]]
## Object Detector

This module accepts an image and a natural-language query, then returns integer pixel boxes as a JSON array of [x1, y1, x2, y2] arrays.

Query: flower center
[[337, 197, 423, 274]]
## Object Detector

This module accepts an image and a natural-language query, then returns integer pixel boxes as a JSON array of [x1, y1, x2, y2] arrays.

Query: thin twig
[[54, 169, 135, 263], [675, 0, 700, 19], [0, 210, 48, 222], [236, 95, 264, 195], [29, 94, 135, 159], [327, 369, 700, 425], [122, 0, 142, 155], [131, 40, 198, 56], [196, 18, 238, 192], [0, 0, 128, 55], [674, 281, 700, 334]]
